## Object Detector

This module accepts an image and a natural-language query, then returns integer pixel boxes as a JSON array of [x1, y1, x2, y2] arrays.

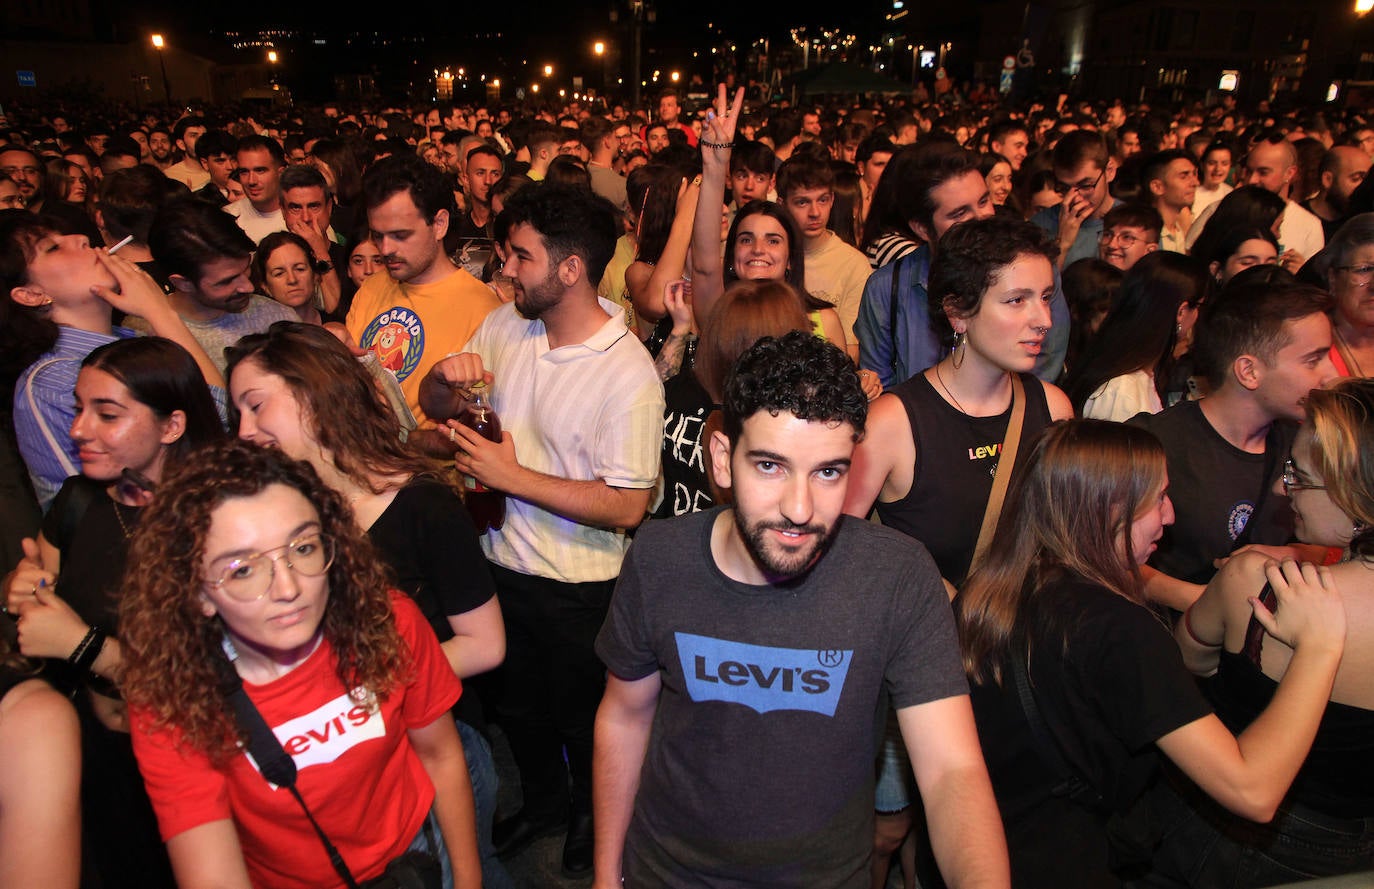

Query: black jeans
[[488, 563, 614, 820]]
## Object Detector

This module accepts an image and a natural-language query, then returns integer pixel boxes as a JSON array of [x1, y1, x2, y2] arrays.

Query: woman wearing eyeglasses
[[225, 321, 507, 888], [1148, 379, 1374, 887], [3, 336, 224, 889], [1319, 213, 1374, 379], [120, 441, 481, 889]]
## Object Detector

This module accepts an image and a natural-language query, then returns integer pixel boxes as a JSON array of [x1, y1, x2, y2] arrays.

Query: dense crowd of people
[[0, 73, 1372, 889]]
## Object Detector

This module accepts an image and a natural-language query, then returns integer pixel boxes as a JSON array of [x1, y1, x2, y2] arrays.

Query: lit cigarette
[[107, 235, 135, 254]]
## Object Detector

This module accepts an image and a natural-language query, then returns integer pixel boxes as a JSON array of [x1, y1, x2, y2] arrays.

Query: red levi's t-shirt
[[130, 592, 462, 889]]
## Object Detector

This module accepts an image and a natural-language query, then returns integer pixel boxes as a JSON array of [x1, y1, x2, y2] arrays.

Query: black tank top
[[876, 371, 1052, 585]]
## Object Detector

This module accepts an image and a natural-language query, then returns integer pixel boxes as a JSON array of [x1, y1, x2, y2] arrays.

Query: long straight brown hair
[[956, 420, 1167, 686]]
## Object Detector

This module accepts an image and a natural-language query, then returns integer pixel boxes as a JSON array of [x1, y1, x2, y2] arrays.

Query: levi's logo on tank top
[[675, 632, 851, 716], [250, 690, 384, 775], [968, 441, 1003, 461]]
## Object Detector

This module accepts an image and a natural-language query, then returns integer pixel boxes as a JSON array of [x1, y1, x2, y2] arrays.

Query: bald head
[[1243, 140, 1297, 197]]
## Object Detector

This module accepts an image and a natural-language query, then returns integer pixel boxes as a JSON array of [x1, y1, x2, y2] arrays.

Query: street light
[[670, 70, 680, 82], [543, 64, 554, 77], [1359, 0, 1373, 14], [150, 33, 172, 106], [594, 41, 606, 56], [267, 50, 278, 63]]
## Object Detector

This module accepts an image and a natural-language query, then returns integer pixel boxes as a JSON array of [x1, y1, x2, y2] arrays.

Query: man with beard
[[0, 144, 102, 243], [130, 198, 296, 374], [146, 127, 175, 172], [163, 116, 210, 191], [1303, 144, 1371, 242], [590, 331, 1005, 888], [346, 154, 500, 453], [420, 184, 663, 879]]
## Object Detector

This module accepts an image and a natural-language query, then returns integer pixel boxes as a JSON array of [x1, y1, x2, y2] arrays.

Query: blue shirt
[[856, 246, 941, 388], [857, 244, 1072, 387], [13, 326, 134, 510]]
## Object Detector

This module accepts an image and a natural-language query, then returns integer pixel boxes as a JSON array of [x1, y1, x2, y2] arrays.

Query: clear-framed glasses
[[1281, 459, 1326, 496], [1053, 166, 1105, 197], [1099, 229, 1149, 248], [206, 534, 334, 602], [1335, 264, 1374, 286]]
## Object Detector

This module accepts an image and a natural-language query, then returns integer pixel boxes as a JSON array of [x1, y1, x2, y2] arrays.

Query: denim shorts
[[873, 709, 916, 815]]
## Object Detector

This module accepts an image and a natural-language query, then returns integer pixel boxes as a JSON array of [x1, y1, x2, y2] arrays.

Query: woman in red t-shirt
[[120, 440, 480, 889]]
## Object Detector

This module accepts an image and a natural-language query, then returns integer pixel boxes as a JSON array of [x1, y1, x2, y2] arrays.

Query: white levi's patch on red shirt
[[247, 689, 385, 777]]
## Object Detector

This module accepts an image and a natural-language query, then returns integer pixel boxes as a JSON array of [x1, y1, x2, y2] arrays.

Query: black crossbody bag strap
[[214, 648, 363, 889], [1010, 649, 1105, 811]]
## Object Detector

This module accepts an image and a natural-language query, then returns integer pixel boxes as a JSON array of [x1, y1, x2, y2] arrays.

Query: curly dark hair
[[119, 440, 409, 763], [224, 321, 440, 494], [721, 329, 866, 443], [927, 216, 1059, 348]]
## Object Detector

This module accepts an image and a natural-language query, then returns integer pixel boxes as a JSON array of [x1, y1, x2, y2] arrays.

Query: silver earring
[[952, 331, 967, 369]]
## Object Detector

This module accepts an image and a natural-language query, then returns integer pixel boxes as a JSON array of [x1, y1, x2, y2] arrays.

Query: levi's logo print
[[359, 307, 425, 381], [676, 633, 851, 716], [264, 690, 384, 772]]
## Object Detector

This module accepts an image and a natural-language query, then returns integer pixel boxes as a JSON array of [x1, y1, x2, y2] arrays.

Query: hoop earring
[[951, 331, 967, 369]]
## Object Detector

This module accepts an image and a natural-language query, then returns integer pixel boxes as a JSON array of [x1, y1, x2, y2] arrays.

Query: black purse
[[214, 644, 443, 889]]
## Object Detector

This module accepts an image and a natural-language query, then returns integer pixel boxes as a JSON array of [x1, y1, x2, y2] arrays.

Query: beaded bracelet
[[700, 139, 735, 150]]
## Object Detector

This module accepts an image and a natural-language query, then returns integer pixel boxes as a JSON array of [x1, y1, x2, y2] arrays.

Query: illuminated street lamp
[[670, 70, 680, 82], [150, 33, 172, 105], [1359, 0, 1373, 14], [594, 41, 606, 56], [544, 64, 554, 77], [267, 50, 278, 63]]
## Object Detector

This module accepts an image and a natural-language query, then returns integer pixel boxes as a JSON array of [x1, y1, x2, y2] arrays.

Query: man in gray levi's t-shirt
[[592, 331, 1007, 889]]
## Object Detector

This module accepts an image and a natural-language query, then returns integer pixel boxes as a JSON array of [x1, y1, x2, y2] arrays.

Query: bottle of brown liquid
[[459, 381, 505, 533]]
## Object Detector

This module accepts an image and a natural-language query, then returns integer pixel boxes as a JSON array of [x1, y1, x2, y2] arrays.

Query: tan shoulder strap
[[971, 373, 1026, 572]]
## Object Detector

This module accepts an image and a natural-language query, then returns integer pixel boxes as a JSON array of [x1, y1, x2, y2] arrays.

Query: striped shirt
[[14, 326, 134, 510]]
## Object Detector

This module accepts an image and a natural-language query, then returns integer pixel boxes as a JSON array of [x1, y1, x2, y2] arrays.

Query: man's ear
[[709, 429, 733, 491], [909, 218, 933, 244], [1233, 354, 1263, 392], [559, 254, 583, 288], [431, 208, 449, 241], [1148, 178, 1166, 197], [168, 273, 196, 294]]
